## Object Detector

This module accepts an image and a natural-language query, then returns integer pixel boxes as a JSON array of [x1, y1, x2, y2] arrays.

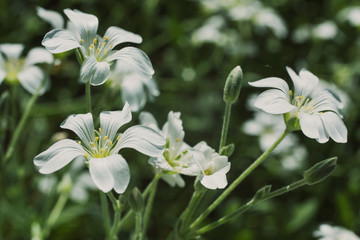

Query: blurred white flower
[[140, 111, 197, 187], [0, 44, 53, 95], [338, 6, 360, 27], [191, 142, 230, 190], [109, 60, 159, 112], [314, 224, 360, 240], [34, 102, 165, 194], [42, 9, 154, 86], [36, 6, 65, 29], [249, 67, 347, 143], [312, 21, 338, 40]]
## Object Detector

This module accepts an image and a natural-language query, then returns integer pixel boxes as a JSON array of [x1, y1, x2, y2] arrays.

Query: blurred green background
[[0, 0, 360, 239]]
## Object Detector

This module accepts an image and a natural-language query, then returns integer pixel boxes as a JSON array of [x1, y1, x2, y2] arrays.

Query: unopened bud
[[129, 187, 143, 212], [223, 66, 243, 104], [303, 157, 337, 185], [253, 185, 272, 202], [220, 143, 235, 157]]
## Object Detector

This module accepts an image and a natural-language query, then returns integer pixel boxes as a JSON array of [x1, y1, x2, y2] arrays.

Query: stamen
[[100, 148, 105, 154], [108, 140, 113, 146], [85, 152, 89, 158], [96, 48, 100, 54], [89, 44, 94, 50], [104, 136, 108, 141], [94, 137, 99, 142], [91, 142, 95, 148], [117, 135, 120, 141], [103, 36, 109, 40], [175, 138, 180, 142], [80, 39, 84, 43], [93, 38, 97, 44], [289, 90, 293, 97], [99, 128, 102, 134], [102, 42, 106, 48], [78, 141, 81, 145]]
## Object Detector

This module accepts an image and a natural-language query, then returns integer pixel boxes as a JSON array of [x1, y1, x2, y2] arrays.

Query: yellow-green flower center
[[4, 58, 25, 83]]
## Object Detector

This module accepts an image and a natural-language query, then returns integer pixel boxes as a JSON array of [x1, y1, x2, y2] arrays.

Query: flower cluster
[[140, 111, 231, 190]]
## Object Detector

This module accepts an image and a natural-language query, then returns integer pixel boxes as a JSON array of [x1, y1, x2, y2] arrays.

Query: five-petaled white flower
[[0, 43, 53, 95], [109, 60, 159, 112], [41, 9, 154, 86], [314, 224, 360, 240], [140, 111, 197, 188], [191, 142, 230, 190], [34, 102, 165, 194], [249, 67, 347, 143]]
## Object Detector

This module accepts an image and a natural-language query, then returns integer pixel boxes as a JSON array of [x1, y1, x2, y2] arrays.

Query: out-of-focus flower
[[249, 67, 347, 143], [42, 9, 154, 86], [34, 102, 165, 194], [0, 44, 53, 95], [312, 21, 338, 40], [140, 111, 197, 187], [338, 6, 360, 27], [109, 60, 159, 112], [314, 224, 360, 240], [192, 142, 230, 190]]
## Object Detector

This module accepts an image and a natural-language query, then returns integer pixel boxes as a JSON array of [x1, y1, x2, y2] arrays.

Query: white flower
[[191, 142, 230, 190], [249, 67, 347, 143], [109, 60, 159, 112], [34, 102, 165, 194], [312, 21, 338, 40], [314, 224, 360, 240], [42, 9, 154, 86], [139, 111, 197, 187], [0, 43, 53, 95]]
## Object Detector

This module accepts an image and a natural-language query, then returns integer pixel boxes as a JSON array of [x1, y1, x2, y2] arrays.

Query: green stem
[[219, 102, 232, 152], [117, 174, 160, 231], [100, 192, 111, 239], [189, 129, 288, 231], [142, 173, 161, 239], [195, 179, 307, 235], [86, 81, 92, 114], [178, 182, 207, 235], [3, 88, 40, 164], [41, 190, 70, 239], [134, 212, 143, 240]]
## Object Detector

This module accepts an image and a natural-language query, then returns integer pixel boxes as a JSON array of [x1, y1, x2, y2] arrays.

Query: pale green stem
[[195, 179, 307, 235], [189, 130, 289, 231], [219, 102, 232, 152], [3, 86, 40, 164], [142, 173, 161, 239], [134, 212, 143, 240], [41, 190, 70, 239], [107, 192, 124, 240], [117, 174, 160, 231], [100, 192, 111, 239], [86, 81, 92, 114]]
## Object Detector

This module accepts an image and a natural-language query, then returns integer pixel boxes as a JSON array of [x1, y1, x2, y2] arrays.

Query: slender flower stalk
[[189, 130, 288, 231], [86, 81, 92, 113], [195, 179, 307, 235], [219, 102, 232, 152], [100, 192, 111, 239]]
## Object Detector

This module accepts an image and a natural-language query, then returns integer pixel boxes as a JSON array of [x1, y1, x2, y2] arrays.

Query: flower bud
[[252, 185, 272, 202], [220, 143, 235, 157], [223, 66, 243, 104], [303, 157, 337, 185], [129, 187, 144, 212]]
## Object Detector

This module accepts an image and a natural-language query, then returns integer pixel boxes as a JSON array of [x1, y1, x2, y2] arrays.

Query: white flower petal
[[121, 75, 146, 112], [248, 77, 289, 94], [162, 112, 185, 158], [320, 112, 347, 143], [298, 112, 321, 140], [34, 139, 85, 174], [18, 66, 47, 95], [61, 112, 95, 149], [89, 157, 113, 193], [287, 67, 318, 97], [80, 55, 110, 85], [254, 89, 295, 114], [107, 47, 154, 79], [25, 47, 53, 66], [143, 77, 160, 99], [64, 9, 98, 48], [115, 125, 165, 157], [36, 6, 64, 29], [161, 174, 185, 188], [42, 29, 80, 53], [89, 155, 130, 193], [0, 43, 24, 59], [103, 26, 142, 49], [100, 102, 132, 140], [139, 111, 160, 131]]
